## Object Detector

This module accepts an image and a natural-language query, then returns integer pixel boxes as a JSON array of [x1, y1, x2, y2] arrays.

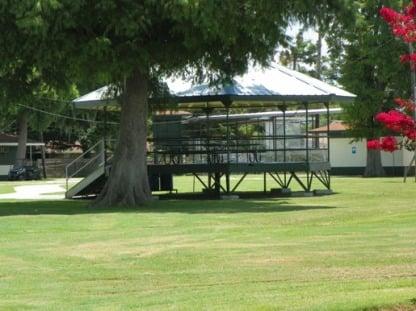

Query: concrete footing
[[270, 188, 292, 195], [313, 189, 333, 196], [291, 191, 314, 197], [220, 195, 240, 200]]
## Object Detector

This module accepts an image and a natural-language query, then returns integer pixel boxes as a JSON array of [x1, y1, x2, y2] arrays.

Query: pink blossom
[[380, 136, 398, 152], [367, 140, 381, 150]]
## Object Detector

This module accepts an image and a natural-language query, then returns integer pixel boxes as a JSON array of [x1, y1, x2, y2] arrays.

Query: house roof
[[73, 63, 356, 110], [310, 121, 349, 133], [0, 133, 44, 146]]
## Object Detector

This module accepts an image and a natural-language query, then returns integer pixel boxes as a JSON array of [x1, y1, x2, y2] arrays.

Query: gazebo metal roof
[[181, 108, 343, 124], [73, 64, 356, 110]]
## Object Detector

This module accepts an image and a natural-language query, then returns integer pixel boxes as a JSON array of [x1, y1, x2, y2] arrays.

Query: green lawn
[[0, 177, 415, 310]]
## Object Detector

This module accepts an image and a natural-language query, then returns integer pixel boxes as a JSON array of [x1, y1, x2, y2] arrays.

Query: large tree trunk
[[15, 110, 28, 166], [93, 70, 151, 207], [364, 148, 385, 177]]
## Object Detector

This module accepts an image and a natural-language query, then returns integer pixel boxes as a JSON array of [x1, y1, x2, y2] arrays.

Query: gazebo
[[66, 64, 355, 198]]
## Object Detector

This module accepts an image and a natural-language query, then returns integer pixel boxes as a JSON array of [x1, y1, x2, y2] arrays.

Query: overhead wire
[[0, 120, 16, 133], [18, 103, 119, 125]]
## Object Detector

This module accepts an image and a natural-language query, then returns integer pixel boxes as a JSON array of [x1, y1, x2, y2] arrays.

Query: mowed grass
[[0, 177, 415, 310]]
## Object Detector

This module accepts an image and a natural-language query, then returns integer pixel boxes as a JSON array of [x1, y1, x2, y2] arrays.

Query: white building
[[312, 121, 413, 175]]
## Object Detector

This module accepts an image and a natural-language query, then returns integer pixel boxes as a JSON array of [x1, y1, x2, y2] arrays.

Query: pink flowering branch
[[380, 3, 416, 43], [368, 100, 416, 152], [368, 1, 416, 153]]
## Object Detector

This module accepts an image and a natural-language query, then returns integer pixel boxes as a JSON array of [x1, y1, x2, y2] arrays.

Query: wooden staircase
[[65, 140, 110, 198]]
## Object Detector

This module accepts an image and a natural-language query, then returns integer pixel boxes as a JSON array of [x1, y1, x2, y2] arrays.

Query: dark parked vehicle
[[8, 165, 42, 181]]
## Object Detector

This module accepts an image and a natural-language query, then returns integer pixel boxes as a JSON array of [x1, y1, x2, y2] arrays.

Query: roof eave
[[152, 94, 356, 105], [73, 93, 356, 110]]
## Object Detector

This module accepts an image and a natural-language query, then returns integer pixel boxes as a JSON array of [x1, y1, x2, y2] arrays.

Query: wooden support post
[[224, 100, 232, 194], [314, 114, 320, 148], [235, 121, 239, 164], [29, 145, 33, 164], [273, 117, 277, 162], [39, 131, 47, 179], [215, 172, 221, 193], [205, 106, 212, 188], [281, 104, 288, 188], [282, 105, 287, 163], [103, 106, 108, 170], [325, 103, 330, 164], [225, 101, 231, 164], [41, 145, 47, 179], [305, 102, 309, 163], [226, 173, 230, 194]]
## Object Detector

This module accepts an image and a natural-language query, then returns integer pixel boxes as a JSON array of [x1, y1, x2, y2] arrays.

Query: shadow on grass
[[0, 198, 339, 216], [362, 298, 416, 311]]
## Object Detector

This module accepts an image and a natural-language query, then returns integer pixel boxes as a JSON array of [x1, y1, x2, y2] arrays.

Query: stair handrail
[[67, 151, 103, 180], [66, 140, 104, 170], [65, 140, 105, 191]]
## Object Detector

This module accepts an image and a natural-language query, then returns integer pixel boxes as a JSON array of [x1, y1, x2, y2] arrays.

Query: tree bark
[[93, 70, 152, 207], [364, 148, 385, 177], [39, 131, 47, 178], [292, 51, 297, 71], [15, 110, 28, 167]]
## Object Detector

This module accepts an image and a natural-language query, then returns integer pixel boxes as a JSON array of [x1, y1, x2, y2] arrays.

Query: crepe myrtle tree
[[368, 1, 416, 154], [1, 0, 347, 207], [332, 0, 410, 177]]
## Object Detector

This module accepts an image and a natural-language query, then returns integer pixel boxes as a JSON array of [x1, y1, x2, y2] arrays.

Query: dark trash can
[[149, 174, 160, 191], [160, 174, 173, 191]]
